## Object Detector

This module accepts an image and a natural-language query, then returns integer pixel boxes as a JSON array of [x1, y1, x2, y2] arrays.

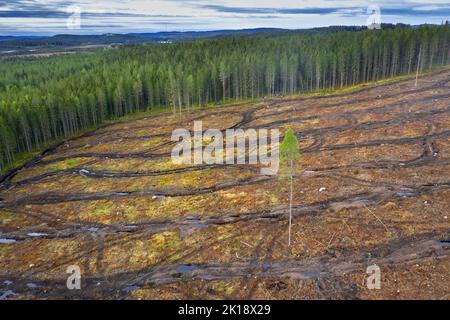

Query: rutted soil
[[0, 69, 449, 300]]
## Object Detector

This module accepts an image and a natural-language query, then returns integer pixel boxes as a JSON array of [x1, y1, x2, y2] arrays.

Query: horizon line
[[2, 22, 448, 37]]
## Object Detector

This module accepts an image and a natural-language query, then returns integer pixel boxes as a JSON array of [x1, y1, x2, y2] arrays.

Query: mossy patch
[[0, 243, 12, 256], [213, 281, 235, 296], [101, 231, 183, 274], [47, 158, 83, 171], [154, 169, 209, 189], [0, 210, 17, 225], [152, 231, 183, 252], [91, 202, 114, 216]]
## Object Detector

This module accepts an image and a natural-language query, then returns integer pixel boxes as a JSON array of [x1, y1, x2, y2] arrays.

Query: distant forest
[[0, 25, 449, 170]]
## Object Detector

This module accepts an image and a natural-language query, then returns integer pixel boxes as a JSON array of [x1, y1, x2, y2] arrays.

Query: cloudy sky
[[1, 0, 449, 36]]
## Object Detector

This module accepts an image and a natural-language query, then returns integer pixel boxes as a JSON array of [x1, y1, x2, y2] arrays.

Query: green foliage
[[0, 25, 449, 170], [280, 128, 300, 162]]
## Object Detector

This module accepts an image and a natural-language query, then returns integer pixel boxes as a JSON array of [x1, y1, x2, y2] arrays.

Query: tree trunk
[[288, 159, 293, 247], [415, 46, 422, 87]]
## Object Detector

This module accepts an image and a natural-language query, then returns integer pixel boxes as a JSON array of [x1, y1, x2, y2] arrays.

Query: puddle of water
[[262, 262, 270, 270], [433, 241, 450, 247], [302, 271, 322, 276], [358, 197, 372, 204], [79, 169, 90, 176], [0, 238, 16, 244], [176, 265, 198, 273], [88, 227, 99, 233], [258, 262, 272, 275], [0, 290, 16, 300], [396, 191, 418, 198], [26, 283, 38, 289], [27, 233, 48, 237], [3, 280, 13, 286], [188, 219, 207, 229], [115, 192, 130, 196], [122, 285, 140, 293]]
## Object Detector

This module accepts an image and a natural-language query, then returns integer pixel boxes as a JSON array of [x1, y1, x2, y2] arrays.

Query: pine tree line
[[0, 25, 449, 170]]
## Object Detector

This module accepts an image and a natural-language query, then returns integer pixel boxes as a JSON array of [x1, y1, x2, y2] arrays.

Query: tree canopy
[[280, 128, 301, 163]]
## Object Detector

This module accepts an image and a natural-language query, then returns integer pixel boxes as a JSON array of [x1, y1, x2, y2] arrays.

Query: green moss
[[47, 158, 82, 171], [91, 202, 114, 216], [152, 231, 183, 252], [0, 210, 16, 225], [269, 194, 279, 204], [0, 243, 12, 256], [154, 169, 206, 189], [213, 281, 235, 296], [120, 205, 139, 219]]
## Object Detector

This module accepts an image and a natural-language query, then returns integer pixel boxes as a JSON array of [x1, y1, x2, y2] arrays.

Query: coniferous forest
[[0, 25, 449, 170]]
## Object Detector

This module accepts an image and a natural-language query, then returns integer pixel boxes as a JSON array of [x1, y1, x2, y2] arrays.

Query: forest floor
[[0, 68, 449, 300]]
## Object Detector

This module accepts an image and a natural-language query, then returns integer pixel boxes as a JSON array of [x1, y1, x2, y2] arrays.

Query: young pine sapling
[[279, 128, 301, 246]]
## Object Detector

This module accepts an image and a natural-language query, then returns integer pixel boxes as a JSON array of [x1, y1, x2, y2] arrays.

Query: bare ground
[[0, 68, 449, 300]]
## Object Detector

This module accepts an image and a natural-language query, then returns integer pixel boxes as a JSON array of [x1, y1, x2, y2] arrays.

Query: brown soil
[[0, 69, 449, 300]]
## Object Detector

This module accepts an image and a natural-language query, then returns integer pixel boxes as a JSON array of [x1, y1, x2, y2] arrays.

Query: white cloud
[[0, 0, 448, 35]]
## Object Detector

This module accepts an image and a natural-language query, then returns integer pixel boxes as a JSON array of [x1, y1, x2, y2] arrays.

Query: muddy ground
[[0, 69, 449, 300]]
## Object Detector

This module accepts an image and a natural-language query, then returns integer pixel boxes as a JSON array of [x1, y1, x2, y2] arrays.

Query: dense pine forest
[[0, 25, 449, 171]]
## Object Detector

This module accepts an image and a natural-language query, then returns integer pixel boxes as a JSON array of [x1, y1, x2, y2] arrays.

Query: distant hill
[[0, 28, 285, 52], [0, 24, 412, 54], [0, 36, 44, 42], [128, 28, 287, 41]]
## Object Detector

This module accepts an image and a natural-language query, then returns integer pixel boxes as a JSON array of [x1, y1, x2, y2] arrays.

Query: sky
[[0, 0, 449, 36]]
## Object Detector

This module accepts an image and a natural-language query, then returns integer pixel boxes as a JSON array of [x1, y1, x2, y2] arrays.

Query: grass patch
[[0, 210, 17, 225], [213, 281, 235, 296], [47, 158, 83, 171], [91, 202, 114, 216], [0, 244, 11, 256], [152, 231, 183, 251]]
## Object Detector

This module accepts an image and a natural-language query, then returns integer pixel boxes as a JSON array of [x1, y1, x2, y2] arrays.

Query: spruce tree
[[279, 128, 301, 246]]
